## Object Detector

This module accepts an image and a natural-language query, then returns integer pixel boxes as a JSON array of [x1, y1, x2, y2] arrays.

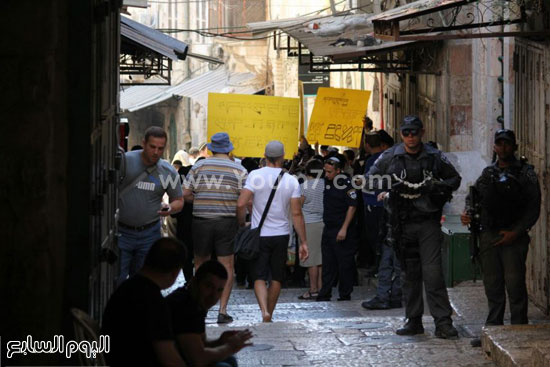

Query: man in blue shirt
[[361, 130, 402, 310], [118, 127, 184, 286]]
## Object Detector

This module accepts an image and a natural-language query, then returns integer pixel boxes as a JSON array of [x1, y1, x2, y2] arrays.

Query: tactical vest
[[387, 151, 445, 217], [481, 162, 528, 229]]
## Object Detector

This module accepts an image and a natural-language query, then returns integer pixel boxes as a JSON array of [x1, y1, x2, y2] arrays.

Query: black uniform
[[368, 143, 461, 327], [466, 157, 540, 325], [317, 176, 358, 300]]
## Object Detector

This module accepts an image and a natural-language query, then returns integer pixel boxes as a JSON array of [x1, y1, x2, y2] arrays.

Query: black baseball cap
[[494, 129, 516, 144], [377, 129, 394, 147], [401, 115, 423, 130]]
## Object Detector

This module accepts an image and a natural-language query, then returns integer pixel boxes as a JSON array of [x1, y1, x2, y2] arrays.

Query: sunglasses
[[402, 128, 419, 137]]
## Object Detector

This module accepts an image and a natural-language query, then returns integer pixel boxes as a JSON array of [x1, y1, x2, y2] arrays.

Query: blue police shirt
[[362, 152, 383, 207]]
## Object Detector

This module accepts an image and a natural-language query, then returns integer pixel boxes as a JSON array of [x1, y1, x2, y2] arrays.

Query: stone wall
[[472, 37, 512, 161], [0, 1, 113, 364], [0, 3, 70, 364], [445, 41, 474, 152], [123, 97, 189, 160]]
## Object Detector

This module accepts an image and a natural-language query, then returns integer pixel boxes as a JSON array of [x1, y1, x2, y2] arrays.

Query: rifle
[[467, 185, 482, 281], [383, 181, 405, 269]]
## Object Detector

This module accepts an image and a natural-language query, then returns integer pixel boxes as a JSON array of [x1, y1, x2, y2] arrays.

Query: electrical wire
[[156, 1, 372, 41], [155, 0, 348, 35]]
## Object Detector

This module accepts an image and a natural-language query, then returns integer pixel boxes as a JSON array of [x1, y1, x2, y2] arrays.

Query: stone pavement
[[202, 280, 550, 366]]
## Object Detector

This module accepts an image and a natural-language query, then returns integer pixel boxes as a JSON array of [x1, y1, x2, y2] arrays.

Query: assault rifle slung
[[467, 185, 482, 281]]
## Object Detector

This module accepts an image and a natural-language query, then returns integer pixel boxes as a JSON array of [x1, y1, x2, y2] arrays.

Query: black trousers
[[318, 225, 356, 299], [479, 230, 530, 325], [363, 205, 384, 269], [400, 220, 453, 327]]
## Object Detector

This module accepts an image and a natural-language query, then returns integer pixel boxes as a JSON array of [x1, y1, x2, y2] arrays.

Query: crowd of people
[[101, 115, 541, 365]]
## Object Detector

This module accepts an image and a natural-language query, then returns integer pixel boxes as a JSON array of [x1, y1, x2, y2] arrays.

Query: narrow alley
[[206, 281, 550, 366]]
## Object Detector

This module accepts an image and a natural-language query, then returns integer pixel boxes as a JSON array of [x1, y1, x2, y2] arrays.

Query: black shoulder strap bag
[[234, 170, 285, 260]]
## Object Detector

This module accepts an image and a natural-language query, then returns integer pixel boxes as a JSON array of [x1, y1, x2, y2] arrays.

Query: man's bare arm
[[176, 331, 251, 366], [336, 206, 356, 241], [183, 189, 194, 204], [290, 197, 308, 261], [159, 197, 184, 217], [169, 197, 184, 214], [237, 189, 254, 227]]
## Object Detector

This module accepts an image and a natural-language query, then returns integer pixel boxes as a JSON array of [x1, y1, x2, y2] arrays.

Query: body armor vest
[[482, 163, 525, 229], [387, 152, 446, 215]]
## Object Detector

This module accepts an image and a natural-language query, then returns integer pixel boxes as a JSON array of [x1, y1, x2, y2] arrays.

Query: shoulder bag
[[234, 170, 285, 260]]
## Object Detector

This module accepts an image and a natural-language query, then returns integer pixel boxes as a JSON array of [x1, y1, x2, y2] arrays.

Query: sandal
[[298, 290, 319, 300]]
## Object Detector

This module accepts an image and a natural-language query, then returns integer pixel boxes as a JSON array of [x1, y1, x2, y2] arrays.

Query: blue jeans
[[117, 221, 161, 286], [376, 244, 402, 303], [215, 356, 238, 367]]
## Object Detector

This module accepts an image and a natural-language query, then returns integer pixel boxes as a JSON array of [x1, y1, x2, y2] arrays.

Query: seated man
[[102, 237, 187, 367], [167, 260, 252, 367]]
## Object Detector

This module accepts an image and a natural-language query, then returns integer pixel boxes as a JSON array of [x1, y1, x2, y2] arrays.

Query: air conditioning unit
[[209, 44, 225, 70], [211, 44, 224, 60]]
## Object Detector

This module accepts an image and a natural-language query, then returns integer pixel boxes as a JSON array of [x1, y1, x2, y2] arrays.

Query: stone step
[[481, 324, 550, 366], [533, 343, 550, 367]]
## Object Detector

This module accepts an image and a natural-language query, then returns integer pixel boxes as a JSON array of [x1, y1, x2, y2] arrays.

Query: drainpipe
[[496, 6, 505, 130], [497, 36, 505, 129], [379, 73, 384, 130], [185, 0, 192, 148]]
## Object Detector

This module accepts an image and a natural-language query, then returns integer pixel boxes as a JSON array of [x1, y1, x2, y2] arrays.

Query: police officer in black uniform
[[316, 156, 358, 301], [367, 115, 461, 339], [461, 129, 540, 331]]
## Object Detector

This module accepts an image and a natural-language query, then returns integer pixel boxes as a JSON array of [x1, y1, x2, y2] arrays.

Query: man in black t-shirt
[[167, 260, 252, 367], [102, 238, 187, 367]]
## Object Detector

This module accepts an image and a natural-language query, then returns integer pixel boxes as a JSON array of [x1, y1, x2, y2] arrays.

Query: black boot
[[396, 318, 424, 336], [470, 337, 481, 347], [435, 324, 459, 339], [361, 297, 390, 310]]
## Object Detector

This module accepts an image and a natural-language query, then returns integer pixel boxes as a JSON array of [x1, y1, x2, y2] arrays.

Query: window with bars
[[195, 0, 208, 42]]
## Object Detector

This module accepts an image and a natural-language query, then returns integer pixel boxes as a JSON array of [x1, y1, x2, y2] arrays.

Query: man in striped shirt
[[183, 132, 247, 323]]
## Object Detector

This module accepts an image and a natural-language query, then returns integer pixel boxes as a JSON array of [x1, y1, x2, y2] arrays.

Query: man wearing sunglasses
[[366, 115, 461, 339], [461, 129, 540, 347]]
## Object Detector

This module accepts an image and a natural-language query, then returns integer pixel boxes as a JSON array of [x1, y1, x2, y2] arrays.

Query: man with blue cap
[[366, 115, 462, 339], [183, 132, 248, 323]]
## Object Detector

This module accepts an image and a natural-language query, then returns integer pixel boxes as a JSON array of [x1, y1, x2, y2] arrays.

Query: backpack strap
[[120, 165, 158, 198]]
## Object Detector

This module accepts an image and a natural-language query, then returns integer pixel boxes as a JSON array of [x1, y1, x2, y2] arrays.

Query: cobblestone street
[[204, 280, 549, 366]]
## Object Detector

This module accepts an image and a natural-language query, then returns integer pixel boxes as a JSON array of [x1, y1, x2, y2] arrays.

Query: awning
[[247, 15, 320, 34], [120, 68, 261, 112], [283, 16, 416, 60], [249, 14, 428, 73], [121, 16, 188, 61], [120, 16, 224, 85], [370, 0, 548, 41]]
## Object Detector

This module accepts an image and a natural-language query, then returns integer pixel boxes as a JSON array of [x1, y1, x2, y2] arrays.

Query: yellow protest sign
[[306, 87, 371, 148], [298, 81, 305, 138], [208, 93, 299, 159]]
